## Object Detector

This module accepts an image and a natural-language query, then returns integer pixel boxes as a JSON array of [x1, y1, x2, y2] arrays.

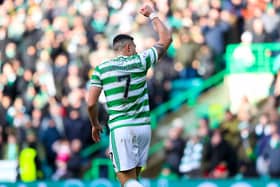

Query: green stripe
[[94, 66, 101, 74], [105, 86, 125, 96], [146, 55, 151, 70], [131, 71, 146, 78], [109, 111, 150, 123], [91, 74, 99, 80], [103, 77, 117, 85], [111, 131, 120, 171], [105, 80, 146, 96], [108, 99, 149, 115], [136, 54, 142, 66], [107, 88, 148, 107], [110, 123, 150, 131]]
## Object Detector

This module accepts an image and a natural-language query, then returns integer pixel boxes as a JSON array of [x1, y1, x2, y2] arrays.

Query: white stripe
[[90, 80, 101, 86], [151, 47, 158, 64], [108, 94, 148, 111], [138, 52, 146, 70], [150, 48, 155, 65], [103, 76, 146, 91], [103, 82, 122, 91], [138, 48, 158, 70], [101, 67, 145, 79], [99, 56, 142, 69], [109, 117, 150, 128], [101, 71, 126, 80], [109, 104, 150, 120], [106, 86, 146, 102], [89, 83, 102, 88]]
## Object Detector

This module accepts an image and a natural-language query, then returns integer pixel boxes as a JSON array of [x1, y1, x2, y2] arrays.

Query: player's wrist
[[149, 12, 158, 20]]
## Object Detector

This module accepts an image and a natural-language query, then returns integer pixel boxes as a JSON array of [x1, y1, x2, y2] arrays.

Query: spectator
[[40, 118, 61, 171], [66, 139, 83, 178], [63, 109, 84, 142], [31, 108, 43, 135], [178, 116, 212, 177], [1, 63, 18, 102], [52, 139, 71, 180], [48, 101, 64, 136], [52, 54, 69, 98], [0, 92, 8, 127], [241, 0, 266, 21], [262, 121, 280, 177], [163, 119, 185, 175], [202, 129, 238, 178], [16, 118, 35, 149], [237, 95, 257, 123], [261, 4, 280, 41], [19, 134, 42, 182], [195, 44, 215, 79], [179, 134, 204, 177], [200, 8, 230, 70], [250, 18, 269, 43], [236, 122, 257, 177], [232, 31, 255, 70], [222, 0, 246, 39], [220, 109, 239, 148], [3, 132, 18, 161], [174, 28, 200, 79], [255, 113, 271, 140], [254, 113, 271, 162]]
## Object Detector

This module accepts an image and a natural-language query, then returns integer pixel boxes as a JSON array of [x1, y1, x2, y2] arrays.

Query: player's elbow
[[162, 35, 172, 49], [87, 101, 97, 111], [87, 104, 97, 117], [88, 101, 97, 108], [167, 35, 172, 46]]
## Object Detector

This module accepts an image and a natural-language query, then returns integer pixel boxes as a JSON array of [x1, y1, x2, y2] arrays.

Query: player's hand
[[139, 4, 154, 17], [92, 124, 103, 142]]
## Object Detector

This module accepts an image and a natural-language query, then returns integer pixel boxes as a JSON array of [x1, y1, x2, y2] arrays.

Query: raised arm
[[139, 4, 172, 60]]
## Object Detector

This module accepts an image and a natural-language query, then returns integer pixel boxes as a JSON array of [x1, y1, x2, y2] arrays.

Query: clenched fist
[[139, 4, 154, 17]]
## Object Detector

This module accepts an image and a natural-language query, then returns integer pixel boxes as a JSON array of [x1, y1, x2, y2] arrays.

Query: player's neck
[[115, 51, 135, 57]]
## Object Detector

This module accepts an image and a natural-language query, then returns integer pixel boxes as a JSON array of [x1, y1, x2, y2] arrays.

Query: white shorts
[[109, 125, 151, 172]]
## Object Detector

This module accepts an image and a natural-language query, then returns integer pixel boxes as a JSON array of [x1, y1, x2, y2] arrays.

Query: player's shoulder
[[138, 47, 157, 56], [137, 47, 158, 60], [97, 58, 115, 70], [101, 55, 140, 65]]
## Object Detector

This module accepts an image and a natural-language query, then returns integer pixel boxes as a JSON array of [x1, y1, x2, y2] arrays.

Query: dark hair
[[113, 34, 134, 51]]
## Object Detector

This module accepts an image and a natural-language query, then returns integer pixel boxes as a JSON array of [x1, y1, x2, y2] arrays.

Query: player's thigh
[[138, 126, 151, 166], [109, 127, 138, 172]]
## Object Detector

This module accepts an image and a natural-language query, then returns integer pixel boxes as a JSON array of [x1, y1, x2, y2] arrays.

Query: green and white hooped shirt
[[90, 47, 158, 131]]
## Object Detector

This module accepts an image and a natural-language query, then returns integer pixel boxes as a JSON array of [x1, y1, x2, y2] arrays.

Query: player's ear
[[126, 43, 131, 52]]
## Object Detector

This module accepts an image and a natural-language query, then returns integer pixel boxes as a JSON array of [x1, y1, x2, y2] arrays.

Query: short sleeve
[[90, 66, 102, 88], [138, 47, 158, 71]]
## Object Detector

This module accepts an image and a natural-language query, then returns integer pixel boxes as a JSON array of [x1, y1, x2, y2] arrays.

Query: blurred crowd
[[0, 0, 280, 182], [161, 94, 280, 179]]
